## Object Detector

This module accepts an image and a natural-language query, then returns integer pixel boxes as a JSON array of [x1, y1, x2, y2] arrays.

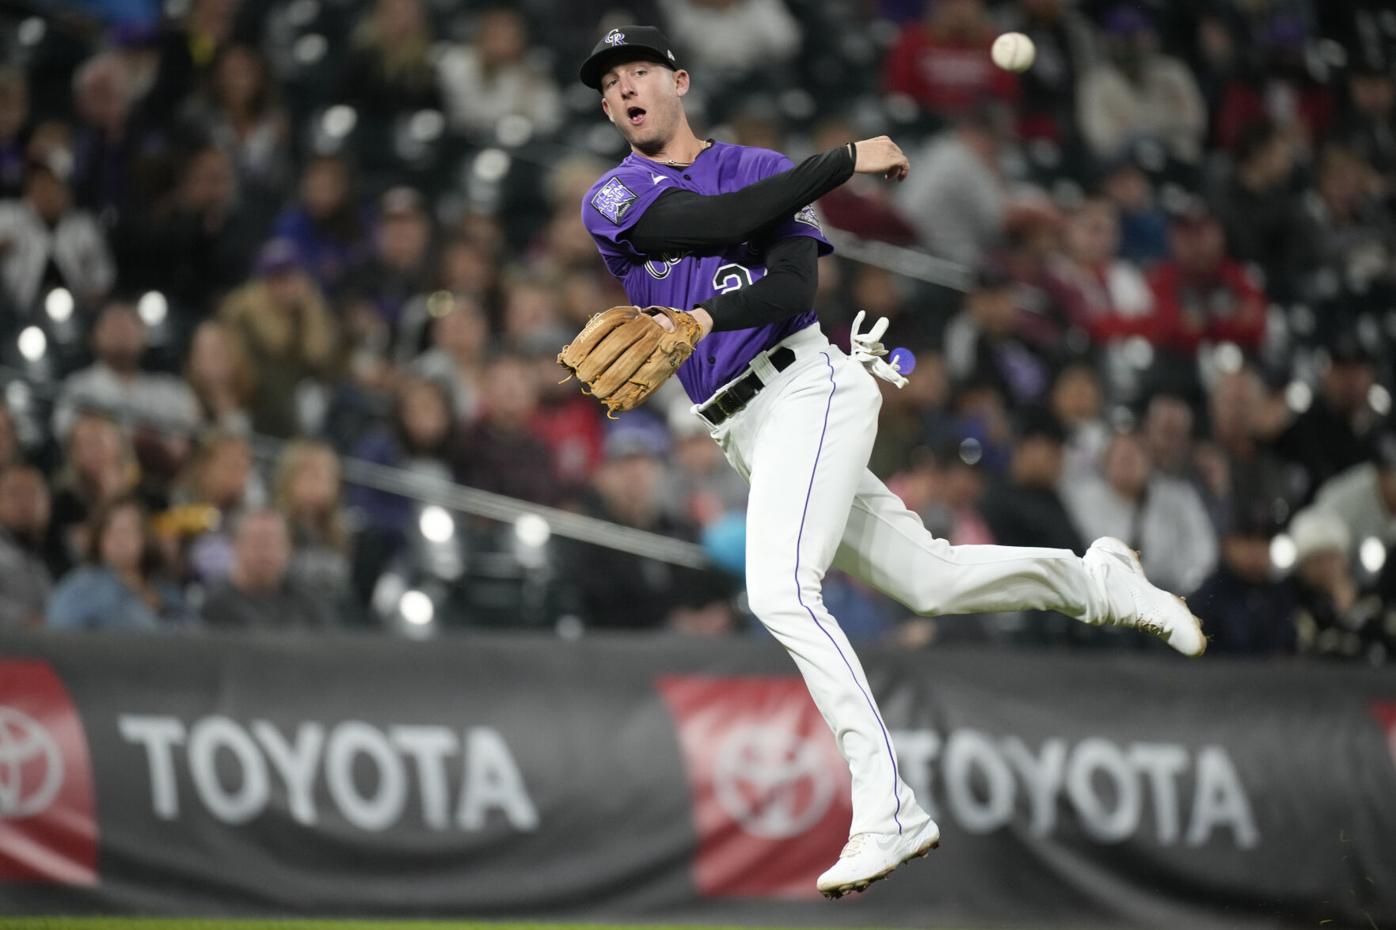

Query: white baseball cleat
[[816, 818, 940, 899], [1083, 537, 1207, 657]]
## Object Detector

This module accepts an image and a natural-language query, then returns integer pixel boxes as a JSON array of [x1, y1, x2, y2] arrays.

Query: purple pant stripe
[[791, 352, 903, 836]]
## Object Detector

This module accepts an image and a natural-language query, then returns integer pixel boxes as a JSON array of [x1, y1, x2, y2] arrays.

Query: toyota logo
[[713, 723, 835, 839], [0, 706, 65, 819]]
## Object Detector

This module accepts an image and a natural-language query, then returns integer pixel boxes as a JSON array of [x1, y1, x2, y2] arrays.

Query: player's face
[[599, 61, 688, 154]]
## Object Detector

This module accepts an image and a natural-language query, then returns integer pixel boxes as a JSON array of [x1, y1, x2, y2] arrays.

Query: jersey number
[[712, 263, 753, 294]]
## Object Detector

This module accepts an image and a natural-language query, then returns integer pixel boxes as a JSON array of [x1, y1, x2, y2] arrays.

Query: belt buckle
[[716, 390, 745, 418]]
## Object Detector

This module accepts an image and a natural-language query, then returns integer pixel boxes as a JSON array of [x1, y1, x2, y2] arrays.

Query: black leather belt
[[697, 346, 796, 426]]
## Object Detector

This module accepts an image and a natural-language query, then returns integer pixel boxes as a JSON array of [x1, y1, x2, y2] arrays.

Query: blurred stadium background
[[0, 0, 1394, 927]]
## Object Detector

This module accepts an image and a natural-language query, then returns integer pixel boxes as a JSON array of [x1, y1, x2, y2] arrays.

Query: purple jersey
[[581, 141, 833, 402]]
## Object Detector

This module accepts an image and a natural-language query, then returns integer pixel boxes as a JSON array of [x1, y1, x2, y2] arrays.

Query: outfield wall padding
[[0, 632, 1392, 929]]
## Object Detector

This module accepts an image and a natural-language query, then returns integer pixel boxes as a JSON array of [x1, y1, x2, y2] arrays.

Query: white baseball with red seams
[[992, 31, 1036, 72]]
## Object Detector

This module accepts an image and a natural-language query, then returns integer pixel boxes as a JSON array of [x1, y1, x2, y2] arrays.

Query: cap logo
[[604, 28, 625, 47]]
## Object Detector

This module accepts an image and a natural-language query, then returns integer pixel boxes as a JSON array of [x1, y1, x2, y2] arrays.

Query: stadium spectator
[[408, 296, 489, 422], [1211, 12, 1334, 153], [184, 319, 255, 434], [1049, 360, 1109, 485], [944, 267, 1053, 408], [1196, 366, 1297, 527], [341, 187, 435, 349], [202, 508, 334, 630], [437, 7, 561, 140], [1046, 197, 1155, 346], [998, 198, 1069, 349], [339, 0, 442, 175], [454, 354, 557, 505], [1064, 429, 1217, 595], [563, 420, 703, 630], [47, 496, 187, 630], [948, 379, 1014, 476], [136, 0, 238, 128], [1147, 203, 1267, 355], [219, 238, 339, 437], [1209, 118, 1312, 302], [1270, 336, 1382, 501], [116, 143, 255, 318], [270, 153, 368, 295], [1139, 391, 1197, 484], [193, 44, 291, 223], [1077, 5, 1206, 164], [1185, 9, 1240, 123], [664, 413, 748, 529], [0, 68, 29, 199], [500, 277, 570, 353], [658, 0, 802, 113], [554, 267, 615, 333], [869, 347, 950, 478], [896, 111, 1006, 267], [0, 153, 115, 314], [842, 265, 933, 352], [69, 52, 137, 222], [1190, 500, 1296, 656], [0, 405, 21, 473], [274, 440, 354, 614], [883, 0, 1015, 119], [53, 301, 200, 441], [1096, 153, 1169, 265], [531, 345, 605, 496], [1312, 438, 1396, 558], [0, 465, 55, 630], [890, 440, 992, 547], [999, 0, 1097, 144], [170, 429, 259, 583], [349, 376, 459, 537], [1300, 144, 1396, 304], [413, 236, 497, 326], [981, 407, 1084, 553], [1336, 53, 1396, 182], [1286, 505, 1386, 661], [50, 413, 138, 570]]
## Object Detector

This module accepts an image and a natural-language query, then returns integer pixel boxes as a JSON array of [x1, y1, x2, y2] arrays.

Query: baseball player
[[572, 25, 1205, 899]]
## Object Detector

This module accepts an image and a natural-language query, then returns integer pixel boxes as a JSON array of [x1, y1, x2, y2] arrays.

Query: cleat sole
[[820, 838, 940, 900]]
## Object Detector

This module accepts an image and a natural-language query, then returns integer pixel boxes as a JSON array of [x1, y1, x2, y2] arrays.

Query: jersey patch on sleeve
[[590, 176, 639, 224], [793, 204, 824, 233]]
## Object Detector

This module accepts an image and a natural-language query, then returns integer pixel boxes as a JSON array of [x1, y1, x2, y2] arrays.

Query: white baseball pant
[[698, 324, 1106, 838]]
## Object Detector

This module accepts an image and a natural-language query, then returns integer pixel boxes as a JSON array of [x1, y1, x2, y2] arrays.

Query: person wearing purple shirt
[[576, 25, 1208, 898]]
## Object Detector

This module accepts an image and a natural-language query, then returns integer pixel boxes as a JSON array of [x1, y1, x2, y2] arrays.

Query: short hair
[[1232, 117, 1283, 166]]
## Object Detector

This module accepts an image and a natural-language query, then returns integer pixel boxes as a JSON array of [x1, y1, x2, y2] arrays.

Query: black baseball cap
[[1014, 406, 1067, 444], [579, 25, 679, 91]]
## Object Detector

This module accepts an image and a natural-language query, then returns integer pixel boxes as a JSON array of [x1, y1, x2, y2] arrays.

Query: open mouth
[[626, 106, 647, 127]]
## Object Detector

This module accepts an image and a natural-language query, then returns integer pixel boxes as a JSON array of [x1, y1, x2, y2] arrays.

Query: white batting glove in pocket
[[850, 310, 908, 389]]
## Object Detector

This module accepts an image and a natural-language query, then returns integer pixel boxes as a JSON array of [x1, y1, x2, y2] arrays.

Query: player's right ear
[[601, 98, 613, 123]]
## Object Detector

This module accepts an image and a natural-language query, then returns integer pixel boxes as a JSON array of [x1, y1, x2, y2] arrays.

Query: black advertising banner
[[0, 631, 1394, 929]]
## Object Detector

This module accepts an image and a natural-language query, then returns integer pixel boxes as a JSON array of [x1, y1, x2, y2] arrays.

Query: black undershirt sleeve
[[698, 235, 818, 332], [625, 144, 854, 255]]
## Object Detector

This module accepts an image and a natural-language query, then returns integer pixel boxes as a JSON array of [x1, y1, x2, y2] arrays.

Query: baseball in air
[[991, 32, 1035, 72]]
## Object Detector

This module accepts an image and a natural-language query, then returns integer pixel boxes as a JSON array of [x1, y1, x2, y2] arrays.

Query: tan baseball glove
[[557, 305, 704, 416]]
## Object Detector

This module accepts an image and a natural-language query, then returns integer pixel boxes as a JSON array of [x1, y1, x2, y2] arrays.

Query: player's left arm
[[695, 235, 818, 333]]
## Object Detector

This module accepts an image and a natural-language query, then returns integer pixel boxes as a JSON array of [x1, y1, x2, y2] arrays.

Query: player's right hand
[[852, 136, 909, 182]]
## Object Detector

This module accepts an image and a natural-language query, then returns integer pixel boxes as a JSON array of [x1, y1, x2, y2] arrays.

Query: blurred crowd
[[1, 0, 1395, 661]]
